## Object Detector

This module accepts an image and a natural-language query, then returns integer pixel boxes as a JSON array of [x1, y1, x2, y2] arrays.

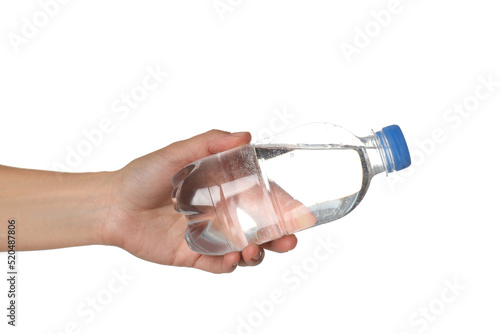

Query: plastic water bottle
[[172, 123, 411, 255]]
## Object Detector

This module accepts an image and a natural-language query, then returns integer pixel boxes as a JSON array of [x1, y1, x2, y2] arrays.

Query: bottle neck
[[361, 131, 397, 176]]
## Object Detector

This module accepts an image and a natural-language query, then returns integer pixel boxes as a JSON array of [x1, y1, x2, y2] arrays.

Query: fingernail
[[252, 249, 263, 261], [233, 262, 238, 267], [230, 131, 248, 137]]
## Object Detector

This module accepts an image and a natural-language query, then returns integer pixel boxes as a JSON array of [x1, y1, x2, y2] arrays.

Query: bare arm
[[0, 166, 114, 251]]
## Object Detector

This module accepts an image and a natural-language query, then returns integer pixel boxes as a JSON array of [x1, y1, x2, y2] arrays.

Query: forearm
[[0, 165, 116, 251]]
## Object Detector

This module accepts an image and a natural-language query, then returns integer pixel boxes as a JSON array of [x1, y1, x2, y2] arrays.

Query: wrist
[[92, 170, 123, 247], [50, 170, 120, 249]]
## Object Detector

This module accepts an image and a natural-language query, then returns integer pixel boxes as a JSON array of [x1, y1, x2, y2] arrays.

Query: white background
[[1, 1, 499, 333]]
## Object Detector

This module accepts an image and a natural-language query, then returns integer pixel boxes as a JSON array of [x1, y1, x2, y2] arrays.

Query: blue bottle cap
[[376, 125, 411, 171]]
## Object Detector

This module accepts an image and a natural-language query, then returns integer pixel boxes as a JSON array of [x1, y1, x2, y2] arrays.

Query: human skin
[[0, 130, 298, 274]]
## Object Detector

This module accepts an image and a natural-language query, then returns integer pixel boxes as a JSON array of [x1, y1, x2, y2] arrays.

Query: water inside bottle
[[174, 143, 372, 255]]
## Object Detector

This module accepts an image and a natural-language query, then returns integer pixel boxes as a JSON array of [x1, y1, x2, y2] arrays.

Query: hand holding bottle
[[0, 130, 298, 274], [103, 130, 299, 273]]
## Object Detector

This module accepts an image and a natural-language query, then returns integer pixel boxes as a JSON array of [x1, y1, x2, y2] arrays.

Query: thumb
[[162, 129, 251, 170]]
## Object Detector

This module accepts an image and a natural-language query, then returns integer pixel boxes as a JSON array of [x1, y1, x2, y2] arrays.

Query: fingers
[[163, 130, 252, 169], [189, 246, 264, 274], [192, 236, 298, 273], [192, 251, 241, 274], [270, 181, 317, 233], [261, 234, 298, 253], [238, 243, 265, 267], [236, 236, 298, 268]]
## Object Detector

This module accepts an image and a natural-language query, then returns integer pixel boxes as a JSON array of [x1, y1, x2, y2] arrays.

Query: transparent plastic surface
[[172, 123, 397, 255]]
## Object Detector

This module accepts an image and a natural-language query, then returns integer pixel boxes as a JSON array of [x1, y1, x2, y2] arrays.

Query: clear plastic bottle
[[172, 123, 411, 255]]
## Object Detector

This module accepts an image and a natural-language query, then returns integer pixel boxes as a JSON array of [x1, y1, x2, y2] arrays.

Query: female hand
[[103, 130, 298, 273]]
